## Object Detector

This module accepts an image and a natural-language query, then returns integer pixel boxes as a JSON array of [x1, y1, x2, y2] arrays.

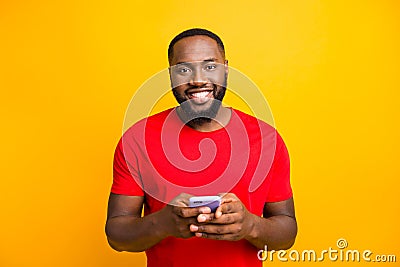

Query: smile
[[187, 90, 213, 100]]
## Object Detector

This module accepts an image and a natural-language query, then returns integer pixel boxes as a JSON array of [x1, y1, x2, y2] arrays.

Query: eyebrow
[[175, 58, 217, 65]]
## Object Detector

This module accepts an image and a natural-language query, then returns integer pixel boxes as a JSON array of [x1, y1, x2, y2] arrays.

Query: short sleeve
[[111, 137, 144, 196], [265, 132, 293, 202]]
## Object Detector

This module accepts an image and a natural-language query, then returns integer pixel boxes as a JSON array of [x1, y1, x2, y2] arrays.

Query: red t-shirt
[[112, 108, 292, 267]]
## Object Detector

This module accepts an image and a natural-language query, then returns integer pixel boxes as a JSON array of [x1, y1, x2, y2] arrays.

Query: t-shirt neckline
[[171, 107, 235, 135]]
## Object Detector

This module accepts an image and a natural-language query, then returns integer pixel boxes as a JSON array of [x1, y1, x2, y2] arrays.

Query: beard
[[172, 84, 227, 125]]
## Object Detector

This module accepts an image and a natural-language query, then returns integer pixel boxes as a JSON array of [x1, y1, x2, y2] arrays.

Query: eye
[[206, 64, 216, 70], [177, 66, 192, 74]]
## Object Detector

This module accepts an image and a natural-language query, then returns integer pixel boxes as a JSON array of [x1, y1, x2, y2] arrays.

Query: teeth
[[191, 91, 211, 98]]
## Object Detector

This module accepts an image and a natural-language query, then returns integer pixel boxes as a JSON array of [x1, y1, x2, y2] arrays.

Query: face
[[169, 36, 228, 122]]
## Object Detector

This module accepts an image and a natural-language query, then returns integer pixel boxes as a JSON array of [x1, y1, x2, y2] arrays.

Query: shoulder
[[231, 108, 276, 134], [231, 108, 287, 147], [123, 108, 174, 137], [232, 108, 273, 127]]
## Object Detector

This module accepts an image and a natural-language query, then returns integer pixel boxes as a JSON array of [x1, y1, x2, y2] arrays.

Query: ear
[[168, 67, 174, 88], [224, 59, 229, 75]]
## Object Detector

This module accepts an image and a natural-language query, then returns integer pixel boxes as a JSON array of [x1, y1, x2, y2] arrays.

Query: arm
[[105, 193, 211, 252], [248, 197, 297, 250], [189, 193, 297, 250]]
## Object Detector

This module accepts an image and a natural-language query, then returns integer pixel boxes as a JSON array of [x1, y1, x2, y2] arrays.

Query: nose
[[190, 68, 207, 86]]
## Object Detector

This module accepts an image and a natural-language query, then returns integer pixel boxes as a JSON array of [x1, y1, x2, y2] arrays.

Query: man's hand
[[160, 193, 212, 239], [106, 192, 213, 252], [189, 193, 255, 241], [189, 193, 297, 250]]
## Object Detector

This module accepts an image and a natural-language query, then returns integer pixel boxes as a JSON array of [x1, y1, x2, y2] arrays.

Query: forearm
[[245, 214, 297, 250], [106, 210, 168, 252]]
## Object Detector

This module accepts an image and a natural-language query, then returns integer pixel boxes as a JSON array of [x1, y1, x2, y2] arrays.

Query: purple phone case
[[205, 199, 220, 213], [190, 197, 221, 213]]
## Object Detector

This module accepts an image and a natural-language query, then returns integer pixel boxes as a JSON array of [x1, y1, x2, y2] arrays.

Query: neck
[[177, 106, 232, 132]]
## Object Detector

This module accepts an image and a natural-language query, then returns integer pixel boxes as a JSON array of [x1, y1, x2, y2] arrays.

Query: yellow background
[[1, 0, 399, 266]]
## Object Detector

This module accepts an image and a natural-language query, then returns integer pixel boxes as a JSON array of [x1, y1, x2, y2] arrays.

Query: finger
[[219, 193, 239, 203], [195, 223, 241, 235], [189, 224, 198, 232], [195, 232, 241, 241], [173, 199, 188, 207], [215, 201, 238, 218], [208, 213, 239, 224], [170, 193, 193, 206], [174, 206, 211, 218], [197, 212, 215, 223], [215, 206, 223, 218], [215, 194, 240, 218], [199, 206, 211, 214]]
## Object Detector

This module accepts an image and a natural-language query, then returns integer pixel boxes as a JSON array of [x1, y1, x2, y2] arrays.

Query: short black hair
[[168, 28, 225, 63]]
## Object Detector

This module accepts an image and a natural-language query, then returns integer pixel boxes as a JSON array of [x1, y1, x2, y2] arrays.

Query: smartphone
[[189, 196, 221, 213]]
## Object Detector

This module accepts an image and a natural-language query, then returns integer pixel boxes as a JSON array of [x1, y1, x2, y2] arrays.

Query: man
[[106, 28, 297, 267]]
